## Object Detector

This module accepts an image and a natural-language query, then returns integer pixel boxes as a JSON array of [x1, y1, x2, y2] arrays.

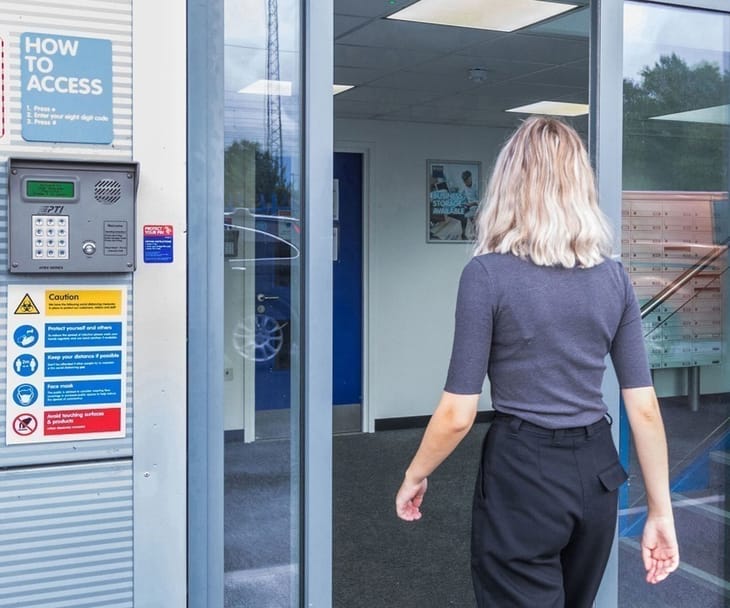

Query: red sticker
[[44, 408, 121, 435]]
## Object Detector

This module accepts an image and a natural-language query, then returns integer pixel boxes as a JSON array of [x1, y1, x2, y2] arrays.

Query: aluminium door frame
[[590, 0, 730, 605], [187, 0, 334, 606]]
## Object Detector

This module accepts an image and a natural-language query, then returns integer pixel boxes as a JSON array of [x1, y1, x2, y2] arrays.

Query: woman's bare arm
[[395, 391, 479, 521], [622, 386, 679, 583]]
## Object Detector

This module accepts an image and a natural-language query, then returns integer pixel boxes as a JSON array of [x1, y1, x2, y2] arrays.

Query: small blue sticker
[[143, 225, 174, 263]]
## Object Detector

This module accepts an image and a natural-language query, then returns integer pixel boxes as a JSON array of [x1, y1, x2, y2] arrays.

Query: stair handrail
[[639, 238, 729, 320]]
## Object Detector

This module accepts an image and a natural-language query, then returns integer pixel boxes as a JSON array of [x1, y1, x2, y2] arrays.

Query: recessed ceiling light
[[387, 0, 577, 32], [506, 101, 589, 116], [333, 84, 355, 95], [238, 79, 292, 96], [650, 104, 729, 126]]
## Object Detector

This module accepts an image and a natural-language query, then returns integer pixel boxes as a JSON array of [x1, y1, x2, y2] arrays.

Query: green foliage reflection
[[224, 139, 292, 210], [623, 53, 729, 191]]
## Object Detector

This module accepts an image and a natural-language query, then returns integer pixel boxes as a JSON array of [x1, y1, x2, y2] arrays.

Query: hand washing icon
[[13, 325, 39, 348]]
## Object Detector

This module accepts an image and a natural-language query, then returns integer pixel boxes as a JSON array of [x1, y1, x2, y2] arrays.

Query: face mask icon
[[14, 384, 38, 406]]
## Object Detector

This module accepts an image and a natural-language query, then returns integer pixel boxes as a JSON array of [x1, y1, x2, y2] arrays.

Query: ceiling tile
[[334, 98, 409, 118], [336, 44, 440, 71], [334, 66, 386, 86], [369, 69, 479, 93], [337, 17, 504, 52], [335, 15, 371, 39], [335, 0, 420, 19], [464, 33, 589, 65], [407, 53, 554, 82], [340, 85, 440, 106], [513, 64, 588, 88]]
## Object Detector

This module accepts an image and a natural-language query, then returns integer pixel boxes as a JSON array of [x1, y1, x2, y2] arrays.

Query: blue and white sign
[[45, 322, 122, 348], [14, 324, 39, 348], [143, 225, 174, 263], [20, 33, 113, 144], [45, 350, 122, 377], [44, 379, 122, 406]]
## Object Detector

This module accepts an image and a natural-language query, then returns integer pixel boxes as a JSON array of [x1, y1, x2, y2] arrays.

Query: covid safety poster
[[6, 285, 127, 444]]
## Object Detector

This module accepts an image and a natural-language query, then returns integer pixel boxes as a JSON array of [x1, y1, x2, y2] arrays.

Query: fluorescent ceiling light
[[649, 104, 730, 126], [238, 79, 292, 96], [506, 101, 589, 116], [387, 0, 577, 32], [333, 84, 354, 95]]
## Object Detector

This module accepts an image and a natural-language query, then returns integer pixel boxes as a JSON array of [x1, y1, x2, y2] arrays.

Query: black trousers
[[471, 413, 628, 608]]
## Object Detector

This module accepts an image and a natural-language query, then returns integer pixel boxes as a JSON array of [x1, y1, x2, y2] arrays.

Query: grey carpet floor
[[224, 395, 729, 607], [333, 424, 485, 608]]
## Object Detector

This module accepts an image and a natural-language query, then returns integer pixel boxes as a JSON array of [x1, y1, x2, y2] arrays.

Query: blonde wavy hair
[[474, 116, 612, 268]]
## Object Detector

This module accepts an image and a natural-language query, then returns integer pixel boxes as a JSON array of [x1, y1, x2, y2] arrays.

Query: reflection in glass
[[223, 0, 302, 606], [620, 3, 729, 607]]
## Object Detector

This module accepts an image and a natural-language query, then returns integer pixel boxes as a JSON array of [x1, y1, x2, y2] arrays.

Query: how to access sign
[[20, 32, 113, 144], [5, 285, 127, 445]]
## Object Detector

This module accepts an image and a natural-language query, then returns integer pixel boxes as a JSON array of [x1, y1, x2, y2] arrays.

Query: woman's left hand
[[395, 476, 428, 521]]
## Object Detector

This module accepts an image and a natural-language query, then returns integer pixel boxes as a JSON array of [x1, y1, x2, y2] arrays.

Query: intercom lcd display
[[26, 180, 75, 199]]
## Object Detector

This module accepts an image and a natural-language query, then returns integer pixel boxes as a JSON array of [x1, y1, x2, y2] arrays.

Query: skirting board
[[375, 410, 495, 432]]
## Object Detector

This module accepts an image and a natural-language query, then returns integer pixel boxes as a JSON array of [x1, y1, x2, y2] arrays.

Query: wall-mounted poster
[[427, 159, 482, 242], [20, 32, 114, 144]]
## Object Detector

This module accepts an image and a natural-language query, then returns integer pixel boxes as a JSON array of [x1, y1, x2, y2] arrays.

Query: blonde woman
[[396, 117, 679, 607]]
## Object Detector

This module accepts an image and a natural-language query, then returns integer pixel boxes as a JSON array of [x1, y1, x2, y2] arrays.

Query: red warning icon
[[13, 413, 38, 436]]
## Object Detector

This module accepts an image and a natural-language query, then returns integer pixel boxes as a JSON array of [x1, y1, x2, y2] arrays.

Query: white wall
[[337, 118, 730, 427], [336, 118, 511, 427], [133, 0, 188, 604]]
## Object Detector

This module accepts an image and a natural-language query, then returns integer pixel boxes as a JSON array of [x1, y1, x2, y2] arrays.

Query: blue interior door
[[253, 191, 294, 412], [333, 152, 363, 406]]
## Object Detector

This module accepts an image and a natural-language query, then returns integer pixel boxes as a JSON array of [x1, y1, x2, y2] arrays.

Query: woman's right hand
[[641, 514, 679, 584], [395, 475, 428, 522]]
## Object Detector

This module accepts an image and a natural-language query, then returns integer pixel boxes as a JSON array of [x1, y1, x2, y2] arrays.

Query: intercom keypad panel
[[8, 158, 138, 274], [32, 215, 70, 260]]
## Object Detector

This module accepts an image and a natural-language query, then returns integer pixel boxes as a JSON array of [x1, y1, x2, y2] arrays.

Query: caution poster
[[6, 285, 127, 444]]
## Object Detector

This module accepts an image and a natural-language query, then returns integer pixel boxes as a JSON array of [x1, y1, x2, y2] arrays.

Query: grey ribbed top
[[444, 253, 652, 429]]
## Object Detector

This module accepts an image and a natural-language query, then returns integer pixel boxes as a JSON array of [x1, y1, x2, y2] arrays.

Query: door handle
[[257, 293, 280, 303]]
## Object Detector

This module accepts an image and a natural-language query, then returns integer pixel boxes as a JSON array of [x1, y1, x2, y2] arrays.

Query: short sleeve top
[[444, 253, 652, 428]]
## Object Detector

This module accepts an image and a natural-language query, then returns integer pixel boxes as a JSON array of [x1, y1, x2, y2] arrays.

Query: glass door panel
[[620, 3, 729, 606], [222, 0, 302, 605]]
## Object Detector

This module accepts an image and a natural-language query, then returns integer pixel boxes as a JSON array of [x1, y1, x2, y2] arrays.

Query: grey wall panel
[[0, 461, 133, 608], [0, 2, 133, 155], [0, 1, 134, 466]]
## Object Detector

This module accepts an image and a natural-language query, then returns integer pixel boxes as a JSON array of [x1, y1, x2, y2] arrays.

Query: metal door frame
[[187, 0, 333, 605], [591, 0, 730, 604]]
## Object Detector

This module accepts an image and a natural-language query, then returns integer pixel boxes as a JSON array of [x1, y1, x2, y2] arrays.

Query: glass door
[[223, 0, 303, 604], [619, 3, 729, 606]]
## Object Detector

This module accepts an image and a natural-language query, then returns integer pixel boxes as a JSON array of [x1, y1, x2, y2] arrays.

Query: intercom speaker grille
[[94, 179, 122, 203]]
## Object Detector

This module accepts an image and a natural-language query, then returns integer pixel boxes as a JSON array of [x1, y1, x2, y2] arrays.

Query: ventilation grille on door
[[94, 179, 122, 203]]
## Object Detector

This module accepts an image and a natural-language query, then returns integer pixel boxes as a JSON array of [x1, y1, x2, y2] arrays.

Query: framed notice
[[427, 159, 482, 242]]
